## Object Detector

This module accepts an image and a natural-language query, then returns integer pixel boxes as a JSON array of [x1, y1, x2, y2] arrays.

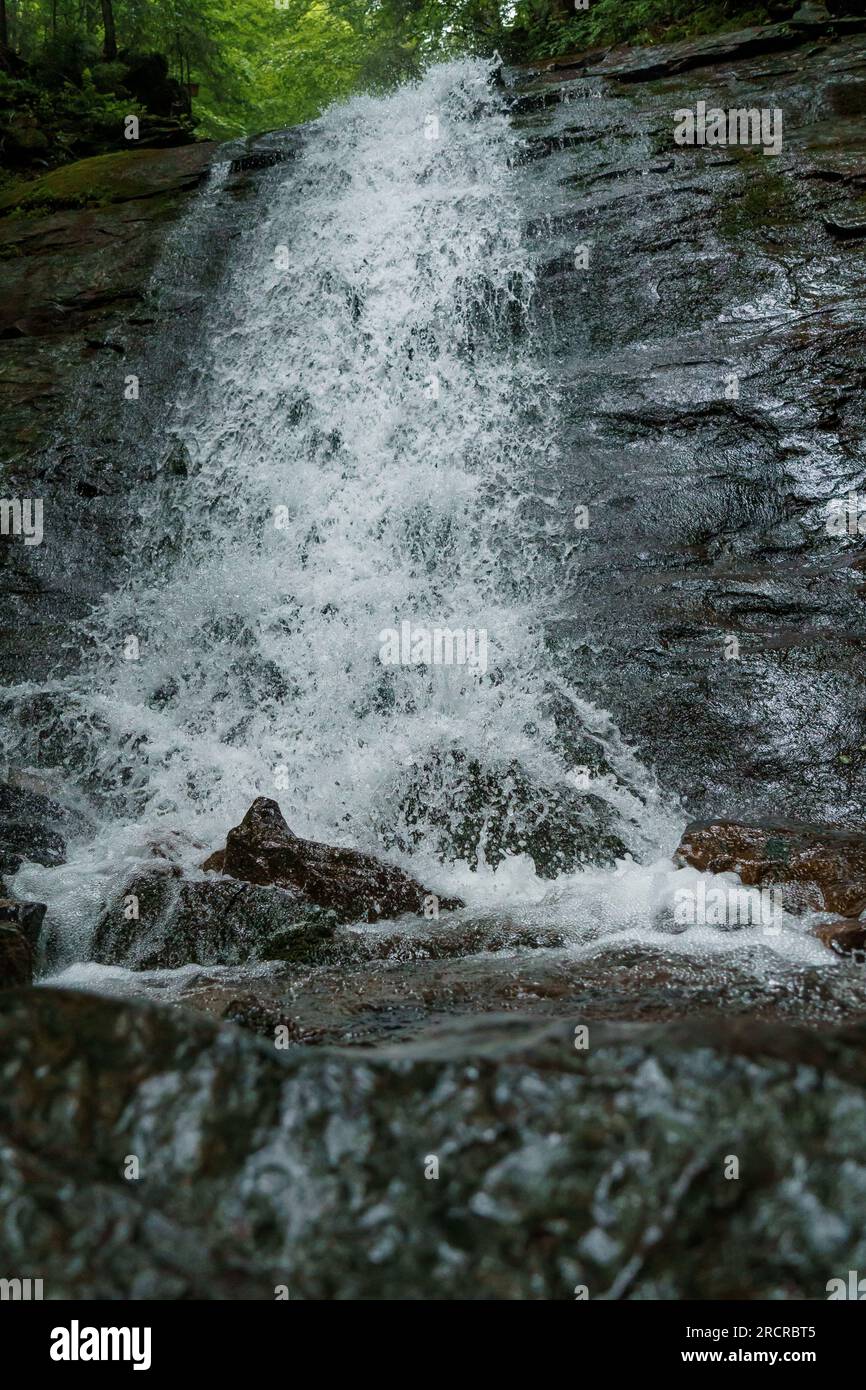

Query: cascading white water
[[4, 60, 830, 970]]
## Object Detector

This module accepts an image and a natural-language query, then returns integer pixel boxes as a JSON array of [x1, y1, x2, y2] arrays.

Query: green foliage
[[0, 0, 802, 154], [509, 1, 780, 59], [0, 63, 146, 170]]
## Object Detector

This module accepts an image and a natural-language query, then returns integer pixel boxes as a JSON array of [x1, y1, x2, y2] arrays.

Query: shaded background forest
[[0, 0, 854, 172]]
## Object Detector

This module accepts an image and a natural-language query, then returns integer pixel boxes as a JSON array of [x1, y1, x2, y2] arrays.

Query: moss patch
[[717, 164, 799, 242], [0, 148, 206, 218]]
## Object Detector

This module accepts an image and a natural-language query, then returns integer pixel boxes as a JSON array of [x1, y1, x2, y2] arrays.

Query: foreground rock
[[0, 898, 45, 988], [91, 862, 336, 971], [202, 798, 463, 923], [676, 820, 866, 917], [2, 987, 866, 1298]]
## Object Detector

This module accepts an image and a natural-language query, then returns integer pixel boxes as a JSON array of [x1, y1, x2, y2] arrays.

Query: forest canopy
[[0, 0, 800, 146]]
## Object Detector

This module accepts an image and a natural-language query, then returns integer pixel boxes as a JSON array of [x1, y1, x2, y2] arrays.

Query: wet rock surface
[[0, 781, 76, 874], [202, 797, 463, 923], [0, 899, 44, 988], [543, 15, 866, 85], [381, 747, 629, 875], [515, 27, 866, 826], [91, 861, 337, 971], [814, 916, 866, 954], [167, 937, 866, 1046], [0, 145, 217, 460], [0, 132, 301, 687], [677, 819, 866, 914], [3, 988, 866, 1298], [0, 926, 33, 988]]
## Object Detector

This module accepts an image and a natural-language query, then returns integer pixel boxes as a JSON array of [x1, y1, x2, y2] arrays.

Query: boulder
[[91, 861, 336, 971], [792, 3, 831, 25], [0, 897, 46, 988], [202, 798, 463, 923], [2, 989, 866, 1298], [814, 919, 866, 957], [119, 51, 193, 121], [2, 113, 50, 165], [675, 821, 866, 917], [0, 926, 31, 989], [0, 782, 70, 875], [381, 747, 629, 877]]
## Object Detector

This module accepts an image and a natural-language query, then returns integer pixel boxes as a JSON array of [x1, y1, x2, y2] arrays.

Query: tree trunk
[[0, 0, 8, 51], [100, 0, 117, 60]]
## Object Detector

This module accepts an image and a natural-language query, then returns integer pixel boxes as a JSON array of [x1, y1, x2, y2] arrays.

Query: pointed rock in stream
[[202, 797, 463, 923]]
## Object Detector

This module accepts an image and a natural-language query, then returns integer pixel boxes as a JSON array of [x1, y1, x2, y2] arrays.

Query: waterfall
[[6, 60, 692, 965]]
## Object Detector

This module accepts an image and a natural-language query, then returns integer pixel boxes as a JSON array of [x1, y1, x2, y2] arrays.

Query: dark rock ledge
[[530, 15, 866, 86], [0, 131, 301, 688]]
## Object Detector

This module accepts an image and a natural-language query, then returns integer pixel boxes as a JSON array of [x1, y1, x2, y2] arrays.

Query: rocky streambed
[[1, 20, 866, 1299]]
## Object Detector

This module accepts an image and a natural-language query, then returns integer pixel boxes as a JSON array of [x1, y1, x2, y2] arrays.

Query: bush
[[0, 41, 197, 175], [88, 61, 130, 97], [30, 29, 102, 88]]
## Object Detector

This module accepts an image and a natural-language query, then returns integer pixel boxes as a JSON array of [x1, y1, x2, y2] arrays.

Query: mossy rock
[[0, 146, 210, 217], [380, 746, 629, 877], [717, 165, 800, 241]]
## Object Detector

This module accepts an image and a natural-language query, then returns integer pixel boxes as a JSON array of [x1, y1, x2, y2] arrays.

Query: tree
[[100, 0, 116, 59]]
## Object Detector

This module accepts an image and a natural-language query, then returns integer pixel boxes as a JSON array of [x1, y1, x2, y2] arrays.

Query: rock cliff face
[[518, 24, 866, 825], [0, 133, 300, 683], [1, 23, 866, 1299]]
